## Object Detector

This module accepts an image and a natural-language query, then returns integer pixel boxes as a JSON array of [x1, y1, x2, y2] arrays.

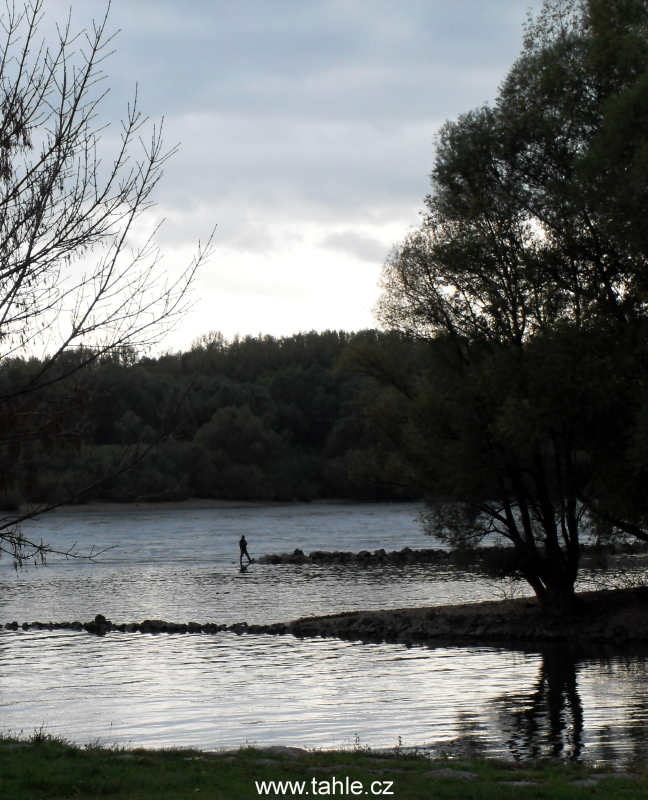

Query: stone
[[570, 779, 599, 788], [500, 780, 541, 786], [84, 622, 106, 636], [261, 746, 308, 758], [425, 768, 478, 780], [309, 765, 354, 772]]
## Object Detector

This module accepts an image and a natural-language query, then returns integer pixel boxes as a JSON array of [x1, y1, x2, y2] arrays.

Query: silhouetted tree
[[377, 0, 648, 610], [0, 1, 211, 565]]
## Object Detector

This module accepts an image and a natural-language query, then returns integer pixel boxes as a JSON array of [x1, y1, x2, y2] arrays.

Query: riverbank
[[0, 735, 646, 799], [12, 496, 369, 515], [274, 587, 648, 646], [5, 587, 648, 645]]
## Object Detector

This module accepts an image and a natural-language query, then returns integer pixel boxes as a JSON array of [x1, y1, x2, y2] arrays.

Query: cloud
[[35, 0, 534, 347], [321, 230, 389, 263]]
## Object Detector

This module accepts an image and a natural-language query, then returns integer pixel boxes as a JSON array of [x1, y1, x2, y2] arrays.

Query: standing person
[[239, 535, 252, 566]]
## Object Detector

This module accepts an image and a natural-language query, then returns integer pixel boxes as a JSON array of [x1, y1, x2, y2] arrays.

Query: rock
[[228, 623, 248, 635], [367, 769, 407, 775], [310, 765, 354, 772], [500, 780, 541, 786], [94, 614, 107, 625], [425, 768, 478, 780], [261, 746, 308, 758], [84, 622, 106, 636], [254, 758, 281, 766]]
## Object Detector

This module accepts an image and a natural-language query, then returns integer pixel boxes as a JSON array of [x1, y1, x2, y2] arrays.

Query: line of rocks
[[5, 587, 648, 644], [258, 547, 451, 566], [1, 614, 273, 637], [258, 543, 648, 567]]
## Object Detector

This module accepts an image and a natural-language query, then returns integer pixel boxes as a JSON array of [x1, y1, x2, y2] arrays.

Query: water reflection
[[2, 505, 648, 759], [495, 647, 584, 760], [2, 630, 648, 760], [435, 645, 648, 763]]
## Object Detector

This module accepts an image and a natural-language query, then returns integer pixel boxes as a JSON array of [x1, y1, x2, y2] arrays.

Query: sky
[[47, 0, 533, 350]]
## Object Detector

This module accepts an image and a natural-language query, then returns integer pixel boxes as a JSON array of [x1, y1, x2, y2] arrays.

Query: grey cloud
[[321, 230, 389, 263], [69, 1, 532, 123], [38, 0, 538, 341]]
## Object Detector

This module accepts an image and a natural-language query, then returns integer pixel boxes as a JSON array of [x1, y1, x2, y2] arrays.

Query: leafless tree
[[0, 1, 213, 565]]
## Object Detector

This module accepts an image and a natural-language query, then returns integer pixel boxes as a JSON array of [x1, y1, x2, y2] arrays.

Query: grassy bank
[[1, 735, 647, 799]]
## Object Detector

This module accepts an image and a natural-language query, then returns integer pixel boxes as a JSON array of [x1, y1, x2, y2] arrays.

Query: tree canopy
[[376, 0, 648, 609]]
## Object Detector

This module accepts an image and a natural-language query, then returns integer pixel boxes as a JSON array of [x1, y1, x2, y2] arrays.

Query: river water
[[0, 502, 647, 762]]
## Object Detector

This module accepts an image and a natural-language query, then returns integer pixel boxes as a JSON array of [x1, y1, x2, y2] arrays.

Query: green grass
[[0, 733, 647, 799]]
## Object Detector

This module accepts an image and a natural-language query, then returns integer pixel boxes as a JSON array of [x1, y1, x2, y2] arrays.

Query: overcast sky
[[50, 0, 532, 349]]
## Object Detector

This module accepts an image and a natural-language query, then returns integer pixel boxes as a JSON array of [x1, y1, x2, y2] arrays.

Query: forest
[[0, 330, 419, 508]]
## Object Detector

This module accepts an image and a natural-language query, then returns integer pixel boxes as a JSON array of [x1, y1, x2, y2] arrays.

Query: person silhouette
[[239, 535, 252, 566]]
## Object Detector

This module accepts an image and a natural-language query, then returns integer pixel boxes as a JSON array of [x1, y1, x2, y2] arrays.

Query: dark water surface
[[0, 502, 647, 762]]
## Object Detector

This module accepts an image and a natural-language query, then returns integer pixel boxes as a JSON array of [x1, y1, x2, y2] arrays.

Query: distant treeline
[[1, 330, 421, 506]]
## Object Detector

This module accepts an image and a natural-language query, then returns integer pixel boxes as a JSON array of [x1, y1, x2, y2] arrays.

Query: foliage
[[376, 0, 648, 609], [0, 330, 417, 509]]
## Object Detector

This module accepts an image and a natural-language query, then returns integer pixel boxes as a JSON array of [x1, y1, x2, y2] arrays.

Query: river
[[0, 502, 647, 763]]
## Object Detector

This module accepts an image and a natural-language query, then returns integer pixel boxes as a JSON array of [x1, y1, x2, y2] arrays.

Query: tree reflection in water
[[494, 647, 583, 760], [429, 646, 648, 762]]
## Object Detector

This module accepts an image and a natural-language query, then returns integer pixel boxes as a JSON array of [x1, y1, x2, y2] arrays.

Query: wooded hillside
[[1, 330, 418, 507]]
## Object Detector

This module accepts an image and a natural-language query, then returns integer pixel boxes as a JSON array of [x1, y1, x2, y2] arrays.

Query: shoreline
[[2, 738, 645, 797], [17, 497, 369, 515], [269, 587, 648, 646], [5, 587, 648, 646]]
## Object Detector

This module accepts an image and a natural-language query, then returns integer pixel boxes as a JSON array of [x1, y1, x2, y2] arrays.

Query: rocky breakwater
[[1, 614, 275, 637], [258, 546, 452, 566], [5, 587, 648, 646], [258, 542, 648, 568]]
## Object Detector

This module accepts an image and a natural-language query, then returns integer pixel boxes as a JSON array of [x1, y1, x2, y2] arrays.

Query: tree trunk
[[520, 553, 578, 614]]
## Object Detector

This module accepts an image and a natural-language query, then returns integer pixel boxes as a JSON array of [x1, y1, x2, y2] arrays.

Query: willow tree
[[0, 1, 212, 565], [377, 0, 648, 610]]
